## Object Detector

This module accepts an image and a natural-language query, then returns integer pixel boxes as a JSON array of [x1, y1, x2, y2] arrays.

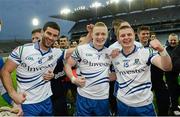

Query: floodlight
[[90, 2, 102, 8], [127, 0, 133, 2], [110, 0, 120, 4], [60, 8, 71, 15], [32, 18, 39, 26]]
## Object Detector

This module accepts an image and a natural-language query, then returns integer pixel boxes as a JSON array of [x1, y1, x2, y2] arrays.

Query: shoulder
[[134, 41, 143, 48], [109, 41, 122, 50], [23, 43, 34, 47]]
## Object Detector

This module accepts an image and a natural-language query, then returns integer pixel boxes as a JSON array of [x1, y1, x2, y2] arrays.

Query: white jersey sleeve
[[9, 45, 24, 65]]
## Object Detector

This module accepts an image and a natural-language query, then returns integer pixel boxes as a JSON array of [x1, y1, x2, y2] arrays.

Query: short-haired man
[[137, 25, 170, 115], [165, 33, 180, 115], [171, 44, 180, 71], [111, 26, 172, 116], [31, 28, 41, 43], [1, 21, 71, 116], [59, 35, 69, 49], [65, 22, 111, 116]]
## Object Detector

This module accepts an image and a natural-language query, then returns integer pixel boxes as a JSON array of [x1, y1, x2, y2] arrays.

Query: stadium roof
[[50, 0, 180, 22]]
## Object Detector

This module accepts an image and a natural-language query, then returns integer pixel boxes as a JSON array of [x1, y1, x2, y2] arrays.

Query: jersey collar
[[121, 45, 138, 57], [34, 41, 52, 55], [89, 42, 106, 52]]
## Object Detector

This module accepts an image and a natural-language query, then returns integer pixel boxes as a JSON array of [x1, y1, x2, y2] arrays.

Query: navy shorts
[[76, 93, 110, 116], [22, 97, 52, 116]]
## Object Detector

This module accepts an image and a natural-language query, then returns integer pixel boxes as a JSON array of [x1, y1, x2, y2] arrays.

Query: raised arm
[[150, 39, 172, 71], [79, 24, 94, 45]]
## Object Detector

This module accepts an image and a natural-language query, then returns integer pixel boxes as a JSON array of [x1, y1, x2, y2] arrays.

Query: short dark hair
[[112, 19, 124, 27], [31, 28, 41, 34], [137, 26, 150, 34], [60, 35, 67, 39], [43, 21, 60, 34]]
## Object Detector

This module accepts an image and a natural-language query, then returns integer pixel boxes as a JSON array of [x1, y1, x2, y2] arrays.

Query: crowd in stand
[[0, 19, 180, 116]]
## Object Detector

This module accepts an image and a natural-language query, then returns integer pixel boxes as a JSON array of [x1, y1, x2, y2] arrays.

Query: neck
[[141, 41, 148, 47], [40, 41, 49, 51], [93, 44, 103, 50], [123, 45, 135, 55]]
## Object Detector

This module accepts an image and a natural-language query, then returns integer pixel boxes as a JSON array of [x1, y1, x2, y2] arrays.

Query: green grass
[[0, 70, 16, 107], [1, 65, 180, 115]]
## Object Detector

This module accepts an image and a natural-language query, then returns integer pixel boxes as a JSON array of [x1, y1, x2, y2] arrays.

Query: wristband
[[70, 76, 76, 83], [159, 49, 168, 57]]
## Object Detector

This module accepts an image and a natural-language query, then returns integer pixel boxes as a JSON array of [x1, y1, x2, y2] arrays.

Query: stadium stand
[[50, 0, 180, 43], [0, 39, 31, 57]]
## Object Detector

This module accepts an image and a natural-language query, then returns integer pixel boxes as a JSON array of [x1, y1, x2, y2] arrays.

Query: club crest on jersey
[[134, 59, 141, 65], [105, 54, 110, 59], [38, 57, 45, 64], [48, 55, 53, 61]]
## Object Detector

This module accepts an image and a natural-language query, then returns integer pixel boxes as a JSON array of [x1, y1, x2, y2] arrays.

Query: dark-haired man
[[31, 28, 41, 43], [1, 21, 72, 116], [137, 25, 170, 115], [165, 33, 180, 115]]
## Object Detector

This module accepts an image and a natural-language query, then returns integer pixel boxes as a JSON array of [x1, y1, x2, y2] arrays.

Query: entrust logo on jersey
[[133, 59, 141, 65], [117, 67, 146, 75], [20, 62, 55, 72], [81, 59, 110, 67], [47, 55, 53, 61]]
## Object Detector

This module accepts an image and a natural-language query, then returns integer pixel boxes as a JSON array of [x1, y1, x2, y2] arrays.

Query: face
[[168, 35, 179, 47], [92, 26, 108, 48], [70, 41, 78, 48], [41, 27, 59, 49], [118, 28, 135, 48], [150, 34, 156, 41], [79, 36, 86, 44], [53, 40, 60, 48], [32, 32, 41, 43], [59, 37, 68, 48], [138, 30, 150, 44]]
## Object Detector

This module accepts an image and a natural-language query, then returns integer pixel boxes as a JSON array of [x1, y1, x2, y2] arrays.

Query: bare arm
[[64, 57, 85, 87], [150, 39, 172, 71], [1, 59, 17, 98], [78, 24, 94, 45], [64, 56, 76, 79], [1, 59, 26, 104], [64, 48, 75, 59], [109, 72, 117, 81]]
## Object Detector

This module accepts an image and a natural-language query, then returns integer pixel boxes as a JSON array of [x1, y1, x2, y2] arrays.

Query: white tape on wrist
[[159, 49, 168, 56], [71, 76, 76, 83]]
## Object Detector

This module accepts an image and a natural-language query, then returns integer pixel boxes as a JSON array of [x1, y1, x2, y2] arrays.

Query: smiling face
[[138, 30, 150, 46], [41, 27, 59, 50], [168, 34, 179, 47], [32, 32, 41, 43], [59, 37, 68, 49], [92, 26, 108, 49], [117, 26, 135, 49]]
